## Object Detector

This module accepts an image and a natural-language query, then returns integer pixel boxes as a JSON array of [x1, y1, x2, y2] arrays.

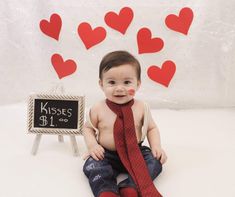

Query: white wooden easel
[[31, 83, 79, 156]]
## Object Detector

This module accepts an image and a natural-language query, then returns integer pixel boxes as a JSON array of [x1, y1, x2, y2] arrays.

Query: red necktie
[[106, 99, 162, 197]]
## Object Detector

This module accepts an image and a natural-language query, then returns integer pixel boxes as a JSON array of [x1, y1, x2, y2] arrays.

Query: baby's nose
[[115, 85, 125, 91]]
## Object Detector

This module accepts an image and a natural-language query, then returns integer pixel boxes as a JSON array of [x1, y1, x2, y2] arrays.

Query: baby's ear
[[137, 80, 141, 89], [99, 79, 103, 88]]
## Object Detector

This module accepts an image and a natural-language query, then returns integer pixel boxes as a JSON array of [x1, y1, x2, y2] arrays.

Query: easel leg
[[31, 134, 42, 155], [70, 135, 79, 157], [58, 135, 64, 142]]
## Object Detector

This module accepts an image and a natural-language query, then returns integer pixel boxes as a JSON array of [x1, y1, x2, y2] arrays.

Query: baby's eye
[[124, 81, 131, 85], [108, 80, 115, 85]]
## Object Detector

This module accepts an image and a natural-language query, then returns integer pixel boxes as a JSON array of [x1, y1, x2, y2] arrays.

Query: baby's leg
[[118, 145, 162, 196], [83, 156, 119, 197], [140, 145, 163, 179]]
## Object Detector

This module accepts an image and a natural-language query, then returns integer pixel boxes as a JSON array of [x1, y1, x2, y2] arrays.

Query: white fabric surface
[[0, 102, 234, 197]]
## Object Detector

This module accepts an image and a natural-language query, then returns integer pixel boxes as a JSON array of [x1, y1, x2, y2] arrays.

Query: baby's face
[[100, 64, 141, 104]]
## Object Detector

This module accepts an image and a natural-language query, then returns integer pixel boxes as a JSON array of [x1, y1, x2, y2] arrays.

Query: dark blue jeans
[[83, 145, 162, 197]]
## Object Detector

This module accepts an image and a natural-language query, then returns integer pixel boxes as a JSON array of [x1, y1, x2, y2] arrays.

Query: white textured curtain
[[0, 0, 235, 108]]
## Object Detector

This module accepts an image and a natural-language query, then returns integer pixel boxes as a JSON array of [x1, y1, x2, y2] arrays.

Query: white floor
[[0, 103, 235, 197]]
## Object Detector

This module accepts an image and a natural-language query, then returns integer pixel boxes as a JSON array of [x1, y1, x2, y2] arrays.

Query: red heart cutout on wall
[[39, 13, 62, 41], [165, 7, 193, 35], [51, 54, 77, 79], [77, 22, 106, 49], [104, 7, 134, 34], [137, 28, 164, 54], [147, 60, 176, 87]]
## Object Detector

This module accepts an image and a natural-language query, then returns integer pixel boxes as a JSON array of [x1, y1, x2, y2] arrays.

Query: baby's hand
[[151, 146, 167, 164], [88, 144, 105, 161]]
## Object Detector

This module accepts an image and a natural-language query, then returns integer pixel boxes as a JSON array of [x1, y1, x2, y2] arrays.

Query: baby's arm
[[146, 110, 167, 164], [83, 105, 104, 161]]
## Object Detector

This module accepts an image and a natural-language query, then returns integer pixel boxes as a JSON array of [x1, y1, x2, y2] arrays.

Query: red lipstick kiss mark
[[128, 89, 135, 96]]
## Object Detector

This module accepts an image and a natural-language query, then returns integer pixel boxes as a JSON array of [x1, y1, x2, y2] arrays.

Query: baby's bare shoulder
[[87, 100, 106, 126], [134, 99, 145, 109], [133, 99, 145, 114], [90, 100, 106, 114]]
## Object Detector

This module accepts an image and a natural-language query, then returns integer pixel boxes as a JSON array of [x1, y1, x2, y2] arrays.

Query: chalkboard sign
[[27, 94, 85, 135]]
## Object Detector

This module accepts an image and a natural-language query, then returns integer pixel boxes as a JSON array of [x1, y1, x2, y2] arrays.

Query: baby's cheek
[[128, 89, 135, 96]]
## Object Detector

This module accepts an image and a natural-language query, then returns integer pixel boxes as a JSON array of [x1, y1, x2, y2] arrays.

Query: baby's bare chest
[[97, 108, 144, 133]]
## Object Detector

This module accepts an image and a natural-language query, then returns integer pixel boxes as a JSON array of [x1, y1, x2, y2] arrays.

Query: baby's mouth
[[114, 95, 126, 98]]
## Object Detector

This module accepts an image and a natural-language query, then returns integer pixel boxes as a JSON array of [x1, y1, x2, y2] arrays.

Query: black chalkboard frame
[[27, 93, 85, 135]]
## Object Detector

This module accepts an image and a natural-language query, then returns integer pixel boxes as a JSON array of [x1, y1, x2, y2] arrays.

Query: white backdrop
[[0, 0, 235, 108]]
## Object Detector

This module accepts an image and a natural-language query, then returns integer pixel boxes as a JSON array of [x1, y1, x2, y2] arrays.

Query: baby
[[83, 51, 167, 197]]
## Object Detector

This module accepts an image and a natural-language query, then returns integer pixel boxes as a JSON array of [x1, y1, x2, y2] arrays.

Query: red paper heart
[[147, 61, 176, 87], [165, 7, 193, 35], [39, 13, 62, 41], [104, 7, 134, 34], [51, 54, 77, 79], [77, 22, 106, 49], [137, 27, 164, 54]]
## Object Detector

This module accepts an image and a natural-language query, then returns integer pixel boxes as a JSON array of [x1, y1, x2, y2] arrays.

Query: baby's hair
[[99, 51, 141, 80]]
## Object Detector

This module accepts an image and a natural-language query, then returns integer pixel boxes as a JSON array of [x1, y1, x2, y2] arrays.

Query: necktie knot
[[106, 99, 134, 118]]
